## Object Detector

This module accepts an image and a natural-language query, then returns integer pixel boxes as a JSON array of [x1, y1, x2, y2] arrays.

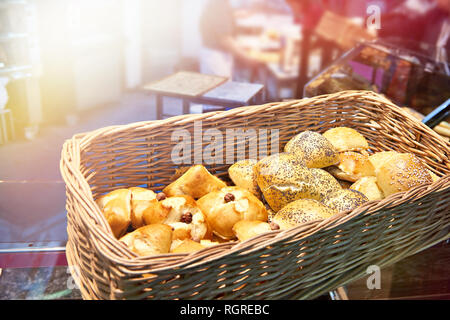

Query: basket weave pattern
[[60, 91, 450, 300]]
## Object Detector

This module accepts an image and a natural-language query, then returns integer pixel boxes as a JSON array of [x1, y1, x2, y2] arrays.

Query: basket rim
[[73, 90, 450, 151], [60, 90, 450, 272]]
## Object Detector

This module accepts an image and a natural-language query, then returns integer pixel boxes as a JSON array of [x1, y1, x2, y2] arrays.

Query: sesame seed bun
[[368, 151, 399, 174], [376, 153, 433, 197]]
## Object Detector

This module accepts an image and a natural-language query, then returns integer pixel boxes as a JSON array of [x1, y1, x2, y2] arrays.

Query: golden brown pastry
[[327, 151, 376, 182], [163, 165, 227, 199], [142, 195, 211, 242], [272, 199, 338, 230], [322, 127, 369, 153], [284, 131, 339, 168], [376, 153, 433, 197], [350, 176, 384, 201], [170, 197, 211, 241], [254, 153, 341, 212], [321, 189, 369, 213], [170, 239, 205, 254], [129, 187, 157, 229], [96, 188, 132, 238], [232, 220, 273, 242], [228, 159, 261, 198], [197, 186, 268, 240], [119, 224, 172, 256], [199, 239, 221, 247]]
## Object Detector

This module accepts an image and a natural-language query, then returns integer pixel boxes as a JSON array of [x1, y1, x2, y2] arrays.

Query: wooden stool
[[0, 109, 15, 145], [143, 71, 265, 119]]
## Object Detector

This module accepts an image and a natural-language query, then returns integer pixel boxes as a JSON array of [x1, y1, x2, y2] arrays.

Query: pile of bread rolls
[[96, 127, 438, 257]]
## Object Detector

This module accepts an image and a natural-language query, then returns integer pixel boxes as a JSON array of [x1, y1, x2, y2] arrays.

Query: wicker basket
[[60, 90, 450, 300]]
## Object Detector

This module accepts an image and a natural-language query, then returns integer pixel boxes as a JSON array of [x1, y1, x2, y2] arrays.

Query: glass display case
[[304, 40, 450, 122]]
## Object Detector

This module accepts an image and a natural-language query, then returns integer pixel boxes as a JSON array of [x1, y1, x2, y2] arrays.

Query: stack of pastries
[[96, 127, 438, 256]]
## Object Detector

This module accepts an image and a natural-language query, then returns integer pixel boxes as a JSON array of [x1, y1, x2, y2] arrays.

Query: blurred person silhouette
[[199, 0, 260, 78], [284, 0, 327, 96]]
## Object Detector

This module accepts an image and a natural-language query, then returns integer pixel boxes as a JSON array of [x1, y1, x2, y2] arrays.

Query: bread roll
[[142, 195, 211, 242], [197, 186, 268, 240], [428, 170, 440, 182], [309, 168, 342, 200], [228, 159, 261, 198], [254, 152, 305, 181], [96, 188, 132, 238], [272, 199, 338, 230], [321, 189, 368, 213], [199, 239, 221, 247], [368, 151, 399, 174], [170, 239, 205, 254], [163, 165, 227, 199], [327, 151, 375, 182], [322, 127, 369, 152], [376, 153, 433, 197], [254, 152, 306, 211], [232, 220, 273, 242], [350, 176, 384, 201], [129, 187, 157, 229], [119, 224, 172, 256], [434, 122, 450, 138], [284, 131, 339, 168], [255, 153, 341, 211], [168, 222, 193, 241]]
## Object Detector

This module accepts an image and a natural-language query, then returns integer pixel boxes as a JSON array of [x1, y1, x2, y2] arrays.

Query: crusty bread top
[[284, 131, 339, 168], [376, 153, 432, 197], [323, 127, 369, 152]]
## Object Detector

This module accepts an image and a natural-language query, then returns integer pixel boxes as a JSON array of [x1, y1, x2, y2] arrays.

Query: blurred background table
[[143, 71, 264, 119]]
